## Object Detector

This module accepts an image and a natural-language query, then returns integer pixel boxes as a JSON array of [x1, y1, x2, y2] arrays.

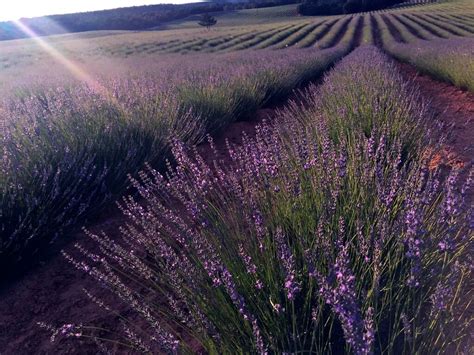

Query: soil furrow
[[416, 14, 467, 36], [429, 14, 474, 34], [370, 14, 384, 47], [381, 14, 407, 43], [392, 13, 429, 40], [273, 21, 324, 49], [351, 16, 365, 48], [319, 16, 353, 48], [402, 14, 448, 38]]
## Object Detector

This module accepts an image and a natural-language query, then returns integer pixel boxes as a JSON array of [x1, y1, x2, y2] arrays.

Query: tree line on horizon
[[0, 0, 297, 41], [297, 0, 427, 15]]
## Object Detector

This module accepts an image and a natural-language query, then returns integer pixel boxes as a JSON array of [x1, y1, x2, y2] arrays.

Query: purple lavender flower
[[336, 151, 347, 178], [430, 262, 461, 315], [404, 203, 424, 288], [252, 319, 268, 355], [239, 244, 264, 290], [275, 228, 300, 300], [312, 243, 372, 354]]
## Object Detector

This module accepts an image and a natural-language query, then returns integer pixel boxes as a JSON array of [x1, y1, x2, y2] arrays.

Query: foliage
[[298, 0, 405, 16], [198, 14, 218, 29], [49, 47, 472, 353], [0, 46, 349, 278], [386, 37, 474, 92]]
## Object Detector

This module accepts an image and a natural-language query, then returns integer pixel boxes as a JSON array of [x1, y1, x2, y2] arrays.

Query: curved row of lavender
[[53, 46, 472, 353], [0, 45, 349, 273], [386, 37, 474, 92]]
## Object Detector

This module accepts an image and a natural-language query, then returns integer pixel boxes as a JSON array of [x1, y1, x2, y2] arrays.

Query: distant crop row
[[101, 5, 474, 57], [370, 10, 473, 45], [386, 37, 474, 92], [365, 6, 474, 92]]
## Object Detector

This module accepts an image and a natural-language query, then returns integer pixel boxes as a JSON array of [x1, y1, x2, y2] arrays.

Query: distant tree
[[198, 13, 217, 29]]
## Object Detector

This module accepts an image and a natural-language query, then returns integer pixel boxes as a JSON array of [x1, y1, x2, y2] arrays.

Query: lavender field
[[0, 0, 473, 354], [1, 45, 349, 272], [54, 46, 471, 354]]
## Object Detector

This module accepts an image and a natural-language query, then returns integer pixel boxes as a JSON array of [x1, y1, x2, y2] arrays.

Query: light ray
[[11, 19, 118, 104]]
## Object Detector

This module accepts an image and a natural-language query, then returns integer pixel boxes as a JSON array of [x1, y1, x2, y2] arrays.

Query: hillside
[[0, 1, 297, 41]]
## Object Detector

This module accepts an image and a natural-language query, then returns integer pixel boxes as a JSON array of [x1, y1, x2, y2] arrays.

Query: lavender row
[[386, 37, 474, 92], [52, 46, 472, 353], [0, 45, 349, 273]]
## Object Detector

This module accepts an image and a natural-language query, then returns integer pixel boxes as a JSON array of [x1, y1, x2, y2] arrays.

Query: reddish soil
[[0, 211, 127, 354], [396, 62, 474, 171]]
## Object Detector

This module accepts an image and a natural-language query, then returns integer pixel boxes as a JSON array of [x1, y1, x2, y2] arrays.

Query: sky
[[0, 1, 202, 22]]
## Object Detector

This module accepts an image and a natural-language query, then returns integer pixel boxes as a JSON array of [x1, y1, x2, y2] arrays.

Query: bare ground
[[396, 62, 473, 171]]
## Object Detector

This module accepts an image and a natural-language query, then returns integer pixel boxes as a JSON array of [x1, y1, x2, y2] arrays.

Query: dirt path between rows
[[396, 62, 474, 171]]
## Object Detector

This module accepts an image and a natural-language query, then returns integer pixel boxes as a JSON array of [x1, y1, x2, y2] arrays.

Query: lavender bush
[[53, 47, 472, 353], [1, 45, 349, 274], [386, 37, 474, 92]]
